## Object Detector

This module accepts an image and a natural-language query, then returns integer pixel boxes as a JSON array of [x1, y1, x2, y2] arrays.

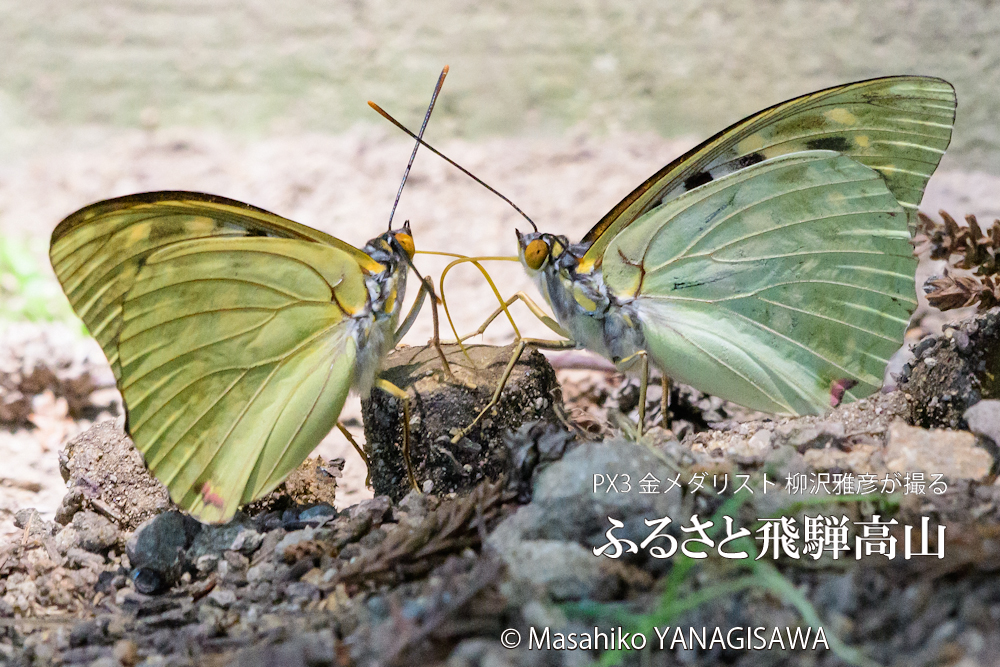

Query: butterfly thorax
[[518, 231, 646, 370], [351, 231, 411, 397]]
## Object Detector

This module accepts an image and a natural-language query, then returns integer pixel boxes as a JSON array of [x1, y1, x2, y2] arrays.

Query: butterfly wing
[[603, 151, 915, 415], [50, 194, 380, 522], [580, 76, 955, 272], [50, 192, 381, 381]]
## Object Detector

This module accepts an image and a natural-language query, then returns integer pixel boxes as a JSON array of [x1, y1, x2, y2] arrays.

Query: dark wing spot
[[735, 152, 765, 169], [805, 136, 852, 152], [672, 280, 706, 290], [245, 227, 268, 237], [683, 171, 713, 191]]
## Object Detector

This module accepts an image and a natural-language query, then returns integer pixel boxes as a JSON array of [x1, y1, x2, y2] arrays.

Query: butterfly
[[50, 69, 453, 523], [378, 75, 956, 437], [50, 193, 433, 522], [509, 75, 956, 421]]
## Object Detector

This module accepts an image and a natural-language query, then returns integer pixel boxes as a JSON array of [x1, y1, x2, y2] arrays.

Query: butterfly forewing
[[603, 151, 916, 414], [50, 192, 381, 380], [580, 76, 955, 272]]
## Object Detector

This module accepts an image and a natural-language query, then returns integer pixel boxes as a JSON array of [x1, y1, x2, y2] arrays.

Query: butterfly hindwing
[[580, 76, 955, 272], [117, 237, 363, 522], [603, 151, 916, 414]]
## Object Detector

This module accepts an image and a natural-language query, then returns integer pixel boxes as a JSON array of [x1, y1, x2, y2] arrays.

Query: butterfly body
[[514, 76, 956, 416], [519, 231, 646, 368], [350, 231, 411, 397]]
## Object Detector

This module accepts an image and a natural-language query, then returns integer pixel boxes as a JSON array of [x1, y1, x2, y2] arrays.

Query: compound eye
[[524, 238, 550, 270], [394, 232, 415, 258]]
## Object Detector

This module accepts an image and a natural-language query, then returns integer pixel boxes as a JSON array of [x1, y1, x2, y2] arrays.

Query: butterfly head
[[366, 219, 416, 267], [516, 229, 570, 276]]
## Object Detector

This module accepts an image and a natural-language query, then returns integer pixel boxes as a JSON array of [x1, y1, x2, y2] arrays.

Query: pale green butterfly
[[378, 76, 956, 432]]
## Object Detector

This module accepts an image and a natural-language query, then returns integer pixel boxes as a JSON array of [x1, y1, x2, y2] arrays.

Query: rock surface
[[885, 420, 994, 482], [900, 310, 1000, 429], [362, 343, 564, 502], [58, 420, 172, 531]]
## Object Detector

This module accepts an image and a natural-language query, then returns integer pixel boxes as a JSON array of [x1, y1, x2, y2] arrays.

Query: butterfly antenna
[[387, 65, 449, 231], [369, 100, 538, 232]]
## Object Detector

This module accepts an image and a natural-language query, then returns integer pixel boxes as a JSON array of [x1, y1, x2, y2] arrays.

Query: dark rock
[[130, 569, 165, 596], [362, 343, 565, 502], [71, 511, 119, 553], [188, 517, 261, 562], [900, 310, 1000, 429], [127, 511, 201, 593], [68, 619, 103, 648], [297, 504, 337, 526], [505, 419, 577, 501]]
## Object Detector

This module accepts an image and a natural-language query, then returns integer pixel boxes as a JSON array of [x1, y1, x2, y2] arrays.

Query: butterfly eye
[[394, 232, 415, 258], [524, 239, 550, 270]]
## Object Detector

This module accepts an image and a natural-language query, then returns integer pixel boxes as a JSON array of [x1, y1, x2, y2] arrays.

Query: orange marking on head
[[199, 482, 225, 509]]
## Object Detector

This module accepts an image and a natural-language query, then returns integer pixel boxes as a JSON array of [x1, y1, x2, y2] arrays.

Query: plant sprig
[[915, 210, 1000, 311]]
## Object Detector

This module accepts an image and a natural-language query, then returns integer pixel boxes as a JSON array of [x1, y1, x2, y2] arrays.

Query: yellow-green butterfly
[[50, 70, 451, 523], [382, 76, 957, 431], [51, 194, 427, 523]]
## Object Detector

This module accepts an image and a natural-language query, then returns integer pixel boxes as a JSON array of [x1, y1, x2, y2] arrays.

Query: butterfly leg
[[394, 275, 456, 383], [336, 422, 371, 488], [614, 350, 649, 437], [661, 375, 671, 430], [450, 337, 577, 444], [374, 378, 421, 493], [423, 276, 458, 383], [454, 291, 569, 344]]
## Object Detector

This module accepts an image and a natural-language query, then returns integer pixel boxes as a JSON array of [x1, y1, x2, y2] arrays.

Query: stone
[[275, 527, 317, 562], [885, 420, 993, 481], [964, 400, 1000, 448], [488, 439, 685, 598], [362, 343, 565, 502], [71, 511, 119, 553], [505, 420, 578, 501], [54, 488, 85, 525], [486, 538, 615, 601], [900, 310, 1000, 429], [775, 421, 845, 452], [58, 420, 173, 531], [54, 525, 81, 554], [113, 639, 140, 667], [127, 511, 201, 594], [206, 588, 237, 609], [13, 508, 56, 538], [188, 519, 261, 561]]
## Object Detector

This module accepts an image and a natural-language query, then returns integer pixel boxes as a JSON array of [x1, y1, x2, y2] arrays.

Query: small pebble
[[113, 639, 139, 667]]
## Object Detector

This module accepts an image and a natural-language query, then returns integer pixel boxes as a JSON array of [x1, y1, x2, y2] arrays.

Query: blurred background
[[1, 0, 999, 524]]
